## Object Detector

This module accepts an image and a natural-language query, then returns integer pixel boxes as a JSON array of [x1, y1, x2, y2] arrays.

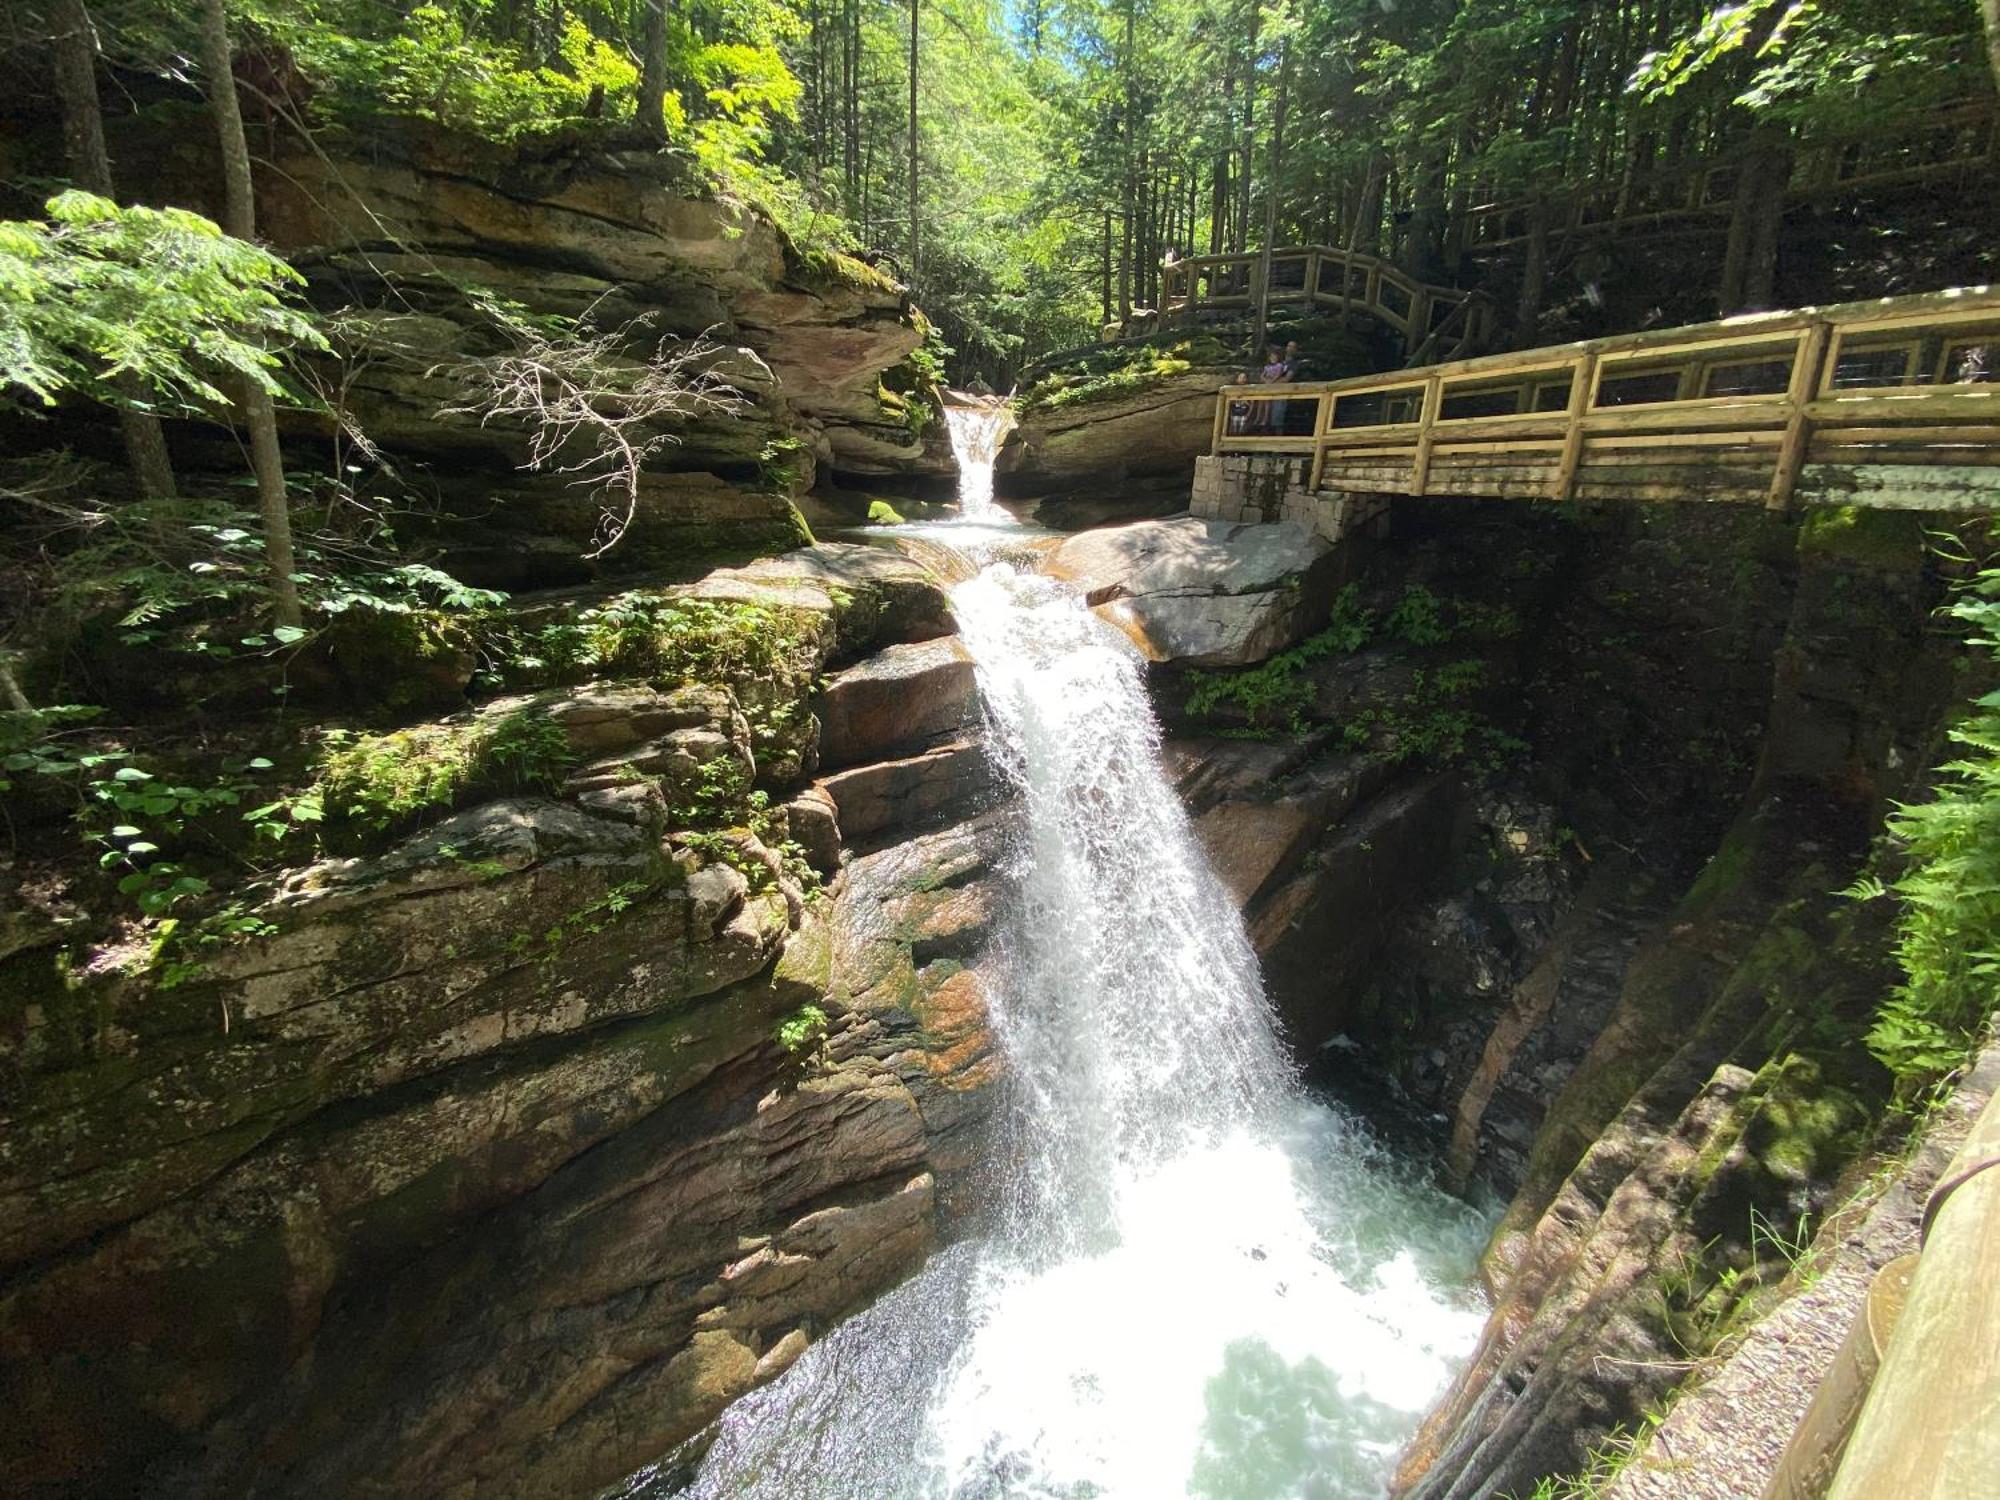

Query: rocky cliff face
[[1388, 508, 1962, 1498], [996, 369, 1230, 525], [1134, 497, 1962, 1499], [107, 120, 952, 588], [0, 545, 1006, 1498]]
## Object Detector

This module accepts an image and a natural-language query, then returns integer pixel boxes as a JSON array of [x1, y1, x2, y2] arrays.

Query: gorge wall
[[1, 545, 1010, 1497], [1133, 496, 1971, 1494], [1, 129, 989, 1498]]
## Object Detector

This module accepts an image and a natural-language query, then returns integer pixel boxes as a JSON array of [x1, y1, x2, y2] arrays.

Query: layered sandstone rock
[[0, 548, 1005, 1499]]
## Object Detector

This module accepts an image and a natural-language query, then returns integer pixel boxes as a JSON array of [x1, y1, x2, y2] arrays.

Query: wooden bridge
[[1198, 288, 2000, 518], [1159, 246, 1498, 364], [1462, 98, 1997, 254]]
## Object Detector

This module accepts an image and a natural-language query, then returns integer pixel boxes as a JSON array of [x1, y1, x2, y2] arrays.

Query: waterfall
[[642, 415, 1488, 1500], [944, 403, 1014, 522]]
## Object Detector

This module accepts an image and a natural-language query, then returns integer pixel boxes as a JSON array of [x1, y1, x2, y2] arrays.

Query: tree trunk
[[1984, 0, 2000, 97], [1516, 196, 1551, 346], [1252, 38, 1289, 357], [907, 0, 919, 287], [0, 656, 30, 712], [638, 0, 669, 143], [1354, 154, 1386, 257], [1404, 142, 1447, 284], [198, 0, 301, 630], [1118, 0, 1135, 321], [1718, 127, 1789, 313], [843, 0, 858, 211], [1739, 136, 1791, 312], [1101, 211, 1113, 327], [1210, 52, 1233, 255], [50, 0, 178, 501], [1237, 2, 1259, 255]]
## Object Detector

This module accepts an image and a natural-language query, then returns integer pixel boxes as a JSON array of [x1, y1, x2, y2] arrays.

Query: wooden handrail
[[1159, 244, 1493, 362], [1207, 286, 2000, 512]]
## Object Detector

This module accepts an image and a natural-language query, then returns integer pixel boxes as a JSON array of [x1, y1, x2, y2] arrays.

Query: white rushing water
[[638, 408, 1488, 1499], [944, 401, 1015, 522]]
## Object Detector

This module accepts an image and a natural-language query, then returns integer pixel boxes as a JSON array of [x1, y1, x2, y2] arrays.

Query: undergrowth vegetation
[[1182, 582, 1523, 770], [1847, 552, 2000, 1099], [315, 704, 575, 836]]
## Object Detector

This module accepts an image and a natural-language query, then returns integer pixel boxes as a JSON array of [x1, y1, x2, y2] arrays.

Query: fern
[[1861, 562, 2000, 1097]]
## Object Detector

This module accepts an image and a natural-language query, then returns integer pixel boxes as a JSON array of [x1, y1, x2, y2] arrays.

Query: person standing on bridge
[[1259, 344, 1290, 433]]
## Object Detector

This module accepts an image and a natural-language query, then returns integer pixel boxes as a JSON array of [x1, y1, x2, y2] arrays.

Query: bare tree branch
[[440, 304, 748, 559]]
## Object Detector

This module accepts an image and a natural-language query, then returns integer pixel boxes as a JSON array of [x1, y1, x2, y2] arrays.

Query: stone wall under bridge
[[1190, 453, 1390, 544]]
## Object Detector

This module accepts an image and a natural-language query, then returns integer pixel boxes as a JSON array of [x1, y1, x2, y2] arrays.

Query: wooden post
[[1763, 1255, 1919, 1500], [1309, 390, 1334, 492], [1211, 387, 1230, 453], [1825, 1068, 2000, 1500], [1411, 373, 1443, 493], [1769, 321, 1831, 510], [1406, 287, 1432, 361], [1553, 351, 1599, 501]]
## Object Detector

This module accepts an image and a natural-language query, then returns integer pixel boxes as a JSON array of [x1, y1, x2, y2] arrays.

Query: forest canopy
[[8, 0, 1991, 379]]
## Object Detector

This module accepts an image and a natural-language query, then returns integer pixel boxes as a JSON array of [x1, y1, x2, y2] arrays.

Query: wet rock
[[817, 637, 979, 770], [1045, 515, 1339, 667]]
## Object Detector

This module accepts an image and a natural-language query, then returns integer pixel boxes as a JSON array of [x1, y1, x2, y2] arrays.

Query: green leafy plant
[[1, 191, 324, 412], [777, 1002, 829, 1062], [1845, 557, 2000, 1098], [1184, 585, 1373, 734], [1385, 584, 1452, 646]]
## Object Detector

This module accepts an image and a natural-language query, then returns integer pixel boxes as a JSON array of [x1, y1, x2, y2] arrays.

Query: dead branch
[[439, 305, 747, 558]]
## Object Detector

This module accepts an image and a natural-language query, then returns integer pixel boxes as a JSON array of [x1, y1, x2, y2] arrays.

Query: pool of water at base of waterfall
[[614, 1088, 1491, 1500]]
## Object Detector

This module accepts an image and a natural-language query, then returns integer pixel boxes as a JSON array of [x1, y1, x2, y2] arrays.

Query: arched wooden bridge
[[1196, 288, 2000, 521], [1158, 246, 1498, 364]]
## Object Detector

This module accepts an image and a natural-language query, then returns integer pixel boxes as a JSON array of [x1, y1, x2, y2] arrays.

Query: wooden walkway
[[1205, 288, 2000, 513], [1159, 246, 1497, 363], [1463, 99, 1997, 254]]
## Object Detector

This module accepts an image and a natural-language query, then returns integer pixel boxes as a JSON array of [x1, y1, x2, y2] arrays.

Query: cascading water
[[944, 402, 1015, 522], [635, 406, 1488, 1499]]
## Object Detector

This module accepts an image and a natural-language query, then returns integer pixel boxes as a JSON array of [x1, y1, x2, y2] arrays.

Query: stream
[[627, 406, 1491, 1499]]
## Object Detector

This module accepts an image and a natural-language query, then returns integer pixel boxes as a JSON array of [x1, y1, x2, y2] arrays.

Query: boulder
[[1045, 515, 1338, 666], [817, 638, 979, 770], [997, 368, 1227, 496], [780, 786, 844, 875], [690, 542, 959, 656]]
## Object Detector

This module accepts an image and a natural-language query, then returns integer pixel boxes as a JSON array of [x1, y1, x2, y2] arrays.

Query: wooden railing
[[1208, 287, 2000, 511], [1462, 98, 1998, 252], [1159, 246, 1497, 362]]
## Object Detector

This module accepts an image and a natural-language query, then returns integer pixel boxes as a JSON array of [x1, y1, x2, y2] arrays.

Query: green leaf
[[113, 766, 153, 782]]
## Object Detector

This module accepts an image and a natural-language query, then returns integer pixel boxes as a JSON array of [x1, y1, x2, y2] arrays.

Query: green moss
[[1798, 506, 1922, 571], [316, 703, 575, 834], [867, 498, 908, 525], [1676, 819, 1759, 923], [1017, 335, 1233, 414]]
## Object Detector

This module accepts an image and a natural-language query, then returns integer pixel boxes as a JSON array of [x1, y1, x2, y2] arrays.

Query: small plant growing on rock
[[777, 1003, 830, 1070]]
